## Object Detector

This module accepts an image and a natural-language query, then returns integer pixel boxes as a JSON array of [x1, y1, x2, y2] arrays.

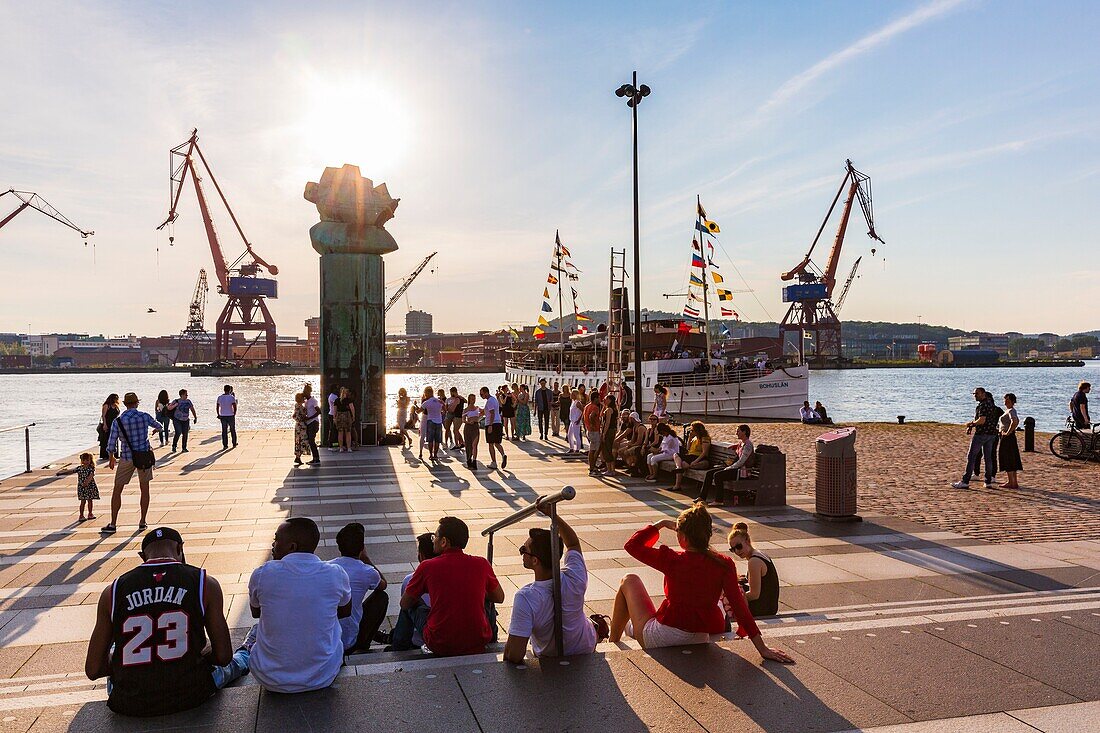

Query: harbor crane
[[0, 189, 93, 239], [834, 256, 862, 313], [175, 269, 212, 364], [156, 129, 279, 364], [779, 159, 885, 365], [385, 251, 437, 313]]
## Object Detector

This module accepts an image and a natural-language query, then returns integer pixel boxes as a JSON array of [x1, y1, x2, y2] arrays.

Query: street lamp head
[[627, 98, 636, 108], [639, 84, 651, 97], [615, 84, 634, 98]]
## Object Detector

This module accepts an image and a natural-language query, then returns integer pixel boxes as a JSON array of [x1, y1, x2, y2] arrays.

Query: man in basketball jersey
[[85, 527, 249, 717]]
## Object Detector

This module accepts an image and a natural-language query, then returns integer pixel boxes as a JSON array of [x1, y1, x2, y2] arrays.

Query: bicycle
[[1049, 418, 1100, 460]]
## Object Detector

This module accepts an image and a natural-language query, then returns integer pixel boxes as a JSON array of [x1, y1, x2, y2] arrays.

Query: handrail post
[[25, 426, 31, 473], [548, 500, 564, 658]]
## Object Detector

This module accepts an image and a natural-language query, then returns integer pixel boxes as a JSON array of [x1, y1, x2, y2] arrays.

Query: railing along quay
[[0, 423, 37, 473]]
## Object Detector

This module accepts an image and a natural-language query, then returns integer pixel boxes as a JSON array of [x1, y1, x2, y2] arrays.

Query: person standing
[[334, 387, 356, 453], [652, 385, 669, 420], [302, 383, 321, 464], [500, 386, 516, 440], [534, 379, 553, 441], [98, 393, 121, 461], [293, 393, 310, 466], [952, 387, 1001, 490], [422, 387, 445, 463], [154, 390, 172, 447], [448, 388, 466, 451], [998, 393, 1023, 489], [102, 392, 162, 535], [567, 389, 583, 454], [216, 385, 238, 450], [1071, 381, 1091, 428], [56, 452, 99, 522], [550, 382, 563, 437], [169, 389, 197, 453], [583, 391, 603, 476], [396, 388, 411, 448], [462, 395, 482, 469], [481, 386, 508, 470], [600, 394, 619, 474], [326, 384, 340, 449]]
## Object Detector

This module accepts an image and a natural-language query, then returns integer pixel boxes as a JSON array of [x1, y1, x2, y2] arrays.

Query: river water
[[1, 363, 1097, 479]]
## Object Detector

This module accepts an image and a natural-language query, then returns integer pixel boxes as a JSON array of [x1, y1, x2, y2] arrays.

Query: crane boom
[[0, 189, 94, 238], [834, 256, 862, 313], [385, 252, 438, 313]]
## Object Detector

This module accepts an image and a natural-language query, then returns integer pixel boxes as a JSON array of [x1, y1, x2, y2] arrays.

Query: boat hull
[[504, 363, 809, 421]]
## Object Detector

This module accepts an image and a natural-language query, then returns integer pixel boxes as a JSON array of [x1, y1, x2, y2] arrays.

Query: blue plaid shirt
[[107, 409, 161, 460]]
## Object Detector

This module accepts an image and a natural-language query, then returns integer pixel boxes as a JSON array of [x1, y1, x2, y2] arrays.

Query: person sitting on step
[[401, 516, 505, 656], [245, 518, 352, 693], [329, 522, 389, 654], [608, 504, 793, 663], [727, 522, 780, 618], [504, 509, 606, 663], [378, 532, 438, 650], [85, 527, 250, 717]]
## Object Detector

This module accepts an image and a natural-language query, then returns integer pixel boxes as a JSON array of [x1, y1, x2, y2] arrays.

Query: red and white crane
[[0, 189, 93, 239], [156, 129, 279, 364]]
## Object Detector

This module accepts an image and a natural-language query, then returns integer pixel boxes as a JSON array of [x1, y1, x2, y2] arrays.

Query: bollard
[[897, 415, 906, 425], [1023, 416, 1035, 452]]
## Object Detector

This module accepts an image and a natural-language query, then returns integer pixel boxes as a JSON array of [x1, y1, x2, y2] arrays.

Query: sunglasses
[[731, 542, 744, 552], [518, 547, 532, 557]]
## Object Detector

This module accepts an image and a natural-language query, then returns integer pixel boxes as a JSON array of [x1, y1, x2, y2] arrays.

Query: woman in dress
[[396, 388, 411, 448], [334, 387, 356, 452], [98, 393, 120, 461], [728, 522, 780, 618], [609, 503, 793, 662], [558, 385, 572, 442], [500, 385, 516, 439], [292, 392, 310, 465], [462, 394, 482, 469], [154, 390, 172, 447], [998, 392, 1022, 489], [652, 384, 670, 420], [515, 384, 532, 441]]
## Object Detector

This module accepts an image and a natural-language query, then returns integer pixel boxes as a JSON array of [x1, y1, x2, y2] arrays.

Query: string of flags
[[534, 230, 583, 340], [681, 198, 740, 327]]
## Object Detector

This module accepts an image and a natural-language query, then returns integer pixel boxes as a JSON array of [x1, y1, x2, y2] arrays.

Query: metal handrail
[[0, 423, 36, 473], [482, 485, 576, 657]]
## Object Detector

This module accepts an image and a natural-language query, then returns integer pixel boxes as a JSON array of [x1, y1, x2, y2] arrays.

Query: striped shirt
[[107, 409, 161, 460]]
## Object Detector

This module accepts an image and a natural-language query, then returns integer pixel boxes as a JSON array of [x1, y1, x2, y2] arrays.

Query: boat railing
[[657, 366, 774, 387]]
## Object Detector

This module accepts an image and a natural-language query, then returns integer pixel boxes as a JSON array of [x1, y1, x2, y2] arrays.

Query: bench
[[657, 441, 786, 506]]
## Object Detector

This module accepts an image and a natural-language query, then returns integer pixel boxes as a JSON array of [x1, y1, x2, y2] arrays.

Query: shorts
[[425, 421, 443, 444], [334, 412, 354, 431], [624, 617, 710, 649], [485, 423, 503, 444], [587, 431, 602, 447]]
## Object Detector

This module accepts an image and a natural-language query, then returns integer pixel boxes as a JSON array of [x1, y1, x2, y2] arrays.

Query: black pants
[[352, 588, 389, 652], [537, 409, 550, 438], [172, 418, 190, 451], [305, 421, 320, 461], [697, 465, 740, 503]]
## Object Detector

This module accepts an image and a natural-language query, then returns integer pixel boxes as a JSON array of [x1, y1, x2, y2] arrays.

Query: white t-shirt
[[483, 396, 502, 425], [328, 556, 382, 651], [659, 434, 681, 454], [217, 393, 237, 417], [247, 553, 352, 693], [328, 393, 338, 416], [304, 395, 321, 424], [569, 402, 582, 423], [508, 549, 596, 658], [400, 572, 430, 647], [423, 397, 444, 424], [463, 407, 481, 423]]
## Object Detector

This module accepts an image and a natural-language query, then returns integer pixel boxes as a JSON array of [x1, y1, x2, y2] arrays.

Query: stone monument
[[304, 165, 399, 446]]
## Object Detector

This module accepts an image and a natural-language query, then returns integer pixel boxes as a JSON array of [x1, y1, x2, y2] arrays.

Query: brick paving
[[708, 421, 1100, 543]]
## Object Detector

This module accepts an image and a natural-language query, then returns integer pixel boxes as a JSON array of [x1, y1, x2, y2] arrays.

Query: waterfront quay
[[0, 424, 1096, 731]]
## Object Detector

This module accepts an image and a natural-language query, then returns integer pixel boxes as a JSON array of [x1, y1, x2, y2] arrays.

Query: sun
[[296, 77, 412, 176]]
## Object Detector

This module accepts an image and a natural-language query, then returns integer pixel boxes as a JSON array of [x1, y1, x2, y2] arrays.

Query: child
[[57, 452, 100, 522]]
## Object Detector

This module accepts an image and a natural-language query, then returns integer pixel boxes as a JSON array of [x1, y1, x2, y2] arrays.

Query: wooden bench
[[657, 441, 786, 506]]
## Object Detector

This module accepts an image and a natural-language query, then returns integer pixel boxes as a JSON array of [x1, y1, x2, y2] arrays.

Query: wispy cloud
[[756, 0, 968, 120]]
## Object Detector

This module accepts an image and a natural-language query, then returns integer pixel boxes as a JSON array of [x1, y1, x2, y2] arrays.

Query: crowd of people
[[88, 503, 792, 718]]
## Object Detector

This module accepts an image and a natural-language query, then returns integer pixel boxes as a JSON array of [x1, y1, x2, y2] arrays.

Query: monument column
[[304, 165, 399, 446]]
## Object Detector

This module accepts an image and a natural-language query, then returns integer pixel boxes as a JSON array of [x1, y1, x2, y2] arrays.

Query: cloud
[[756, 0, 968, 120]]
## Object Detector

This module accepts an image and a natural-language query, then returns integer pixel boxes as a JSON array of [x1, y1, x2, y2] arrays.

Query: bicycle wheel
[[1050, 431, 1087, 459]]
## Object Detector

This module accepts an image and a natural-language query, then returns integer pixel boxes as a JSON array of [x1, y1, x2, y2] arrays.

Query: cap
[[142, 527, 184, 552], [630, 412, 641, 422]]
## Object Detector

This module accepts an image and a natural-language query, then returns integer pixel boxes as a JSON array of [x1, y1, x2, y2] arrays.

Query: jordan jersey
[[107, 560, 216, 717]]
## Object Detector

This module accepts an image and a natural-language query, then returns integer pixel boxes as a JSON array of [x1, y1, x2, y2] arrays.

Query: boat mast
[[556, 230, 565, 374], [697, 196, 714, 363]]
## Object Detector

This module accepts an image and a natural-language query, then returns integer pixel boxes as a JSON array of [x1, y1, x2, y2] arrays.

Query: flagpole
[[698, 196, 714, 367]]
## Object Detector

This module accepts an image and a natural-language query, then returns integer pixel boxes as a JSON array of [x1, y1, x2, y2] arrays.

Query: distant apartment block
[[405, 310, 433, 335], [947, 333, 1010, 356]]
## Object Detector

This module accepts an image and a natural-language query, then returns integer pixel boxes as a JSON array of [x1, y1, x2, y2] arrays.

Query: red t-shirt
[[582, 402, 601, 431], [404, 549, 501, 656], [624, 524, 760, 638]]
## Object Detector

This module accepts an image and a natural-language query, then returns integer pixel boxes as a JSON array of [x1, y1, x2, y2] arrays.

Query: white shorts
[[624, 617, 710, 648]]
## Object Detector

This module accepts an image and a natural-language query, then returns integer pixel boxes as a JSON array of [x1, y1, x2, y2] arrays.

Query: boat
[[505, 215, 809, 420]]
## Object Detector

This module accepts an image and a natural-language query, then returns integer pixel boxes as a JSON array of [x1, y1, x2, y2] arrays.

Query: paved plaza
[[0, 426, 1096, 731]]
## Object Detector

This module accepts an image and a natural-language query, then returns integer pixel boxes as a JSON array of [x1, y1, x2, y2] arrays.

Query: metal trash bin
[[814, 427, 861, 522]]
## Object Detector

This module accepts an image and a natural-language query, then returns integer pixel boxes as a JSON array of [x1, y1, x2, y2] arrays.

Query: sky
[[1, 0, 1098, 338]]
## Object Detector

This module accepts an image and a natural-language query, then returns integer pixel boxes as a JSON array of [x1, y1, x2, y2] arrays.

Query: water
[[1, 363, 1097, 479]]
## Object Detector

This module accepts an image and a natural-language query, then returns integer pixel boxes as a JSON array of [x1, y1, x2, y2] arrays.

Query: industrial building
[[405, 310, 433, 335]]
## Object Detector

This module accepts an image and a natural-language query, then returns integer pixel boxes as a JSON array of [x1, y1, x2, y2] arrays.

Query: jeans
[[108, 648, 249, 696], [305, 421, 320, 461], [390, 604, 431, 651], [158, 415, 171, 445], [697, 465, 741, 503], [963, 433, 998, 483], [537, 409, 550, 439], [219, 415, 237, 448], [172, 418, 190, 451]]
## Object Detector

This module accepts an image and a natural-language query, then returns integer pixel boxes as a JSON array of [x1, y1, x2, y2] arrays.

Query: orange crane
[[0, 189, 93, 239], [779, 159, 885, 365], [156, 130, 279, 364]]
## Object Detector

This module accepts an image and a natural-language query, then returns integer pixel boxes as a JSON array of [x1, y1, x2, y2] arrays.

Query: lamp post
[[615, 72, 650, 411]]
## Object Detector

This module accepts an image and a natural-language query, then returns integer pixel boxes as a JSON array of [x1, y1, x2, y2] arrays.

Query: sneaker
[[984, 480, 994, 488], [100, 524, 117, 534], [501, 454, 508, 469], [951, 481, 970, 489], [590, 614, 611, 642], [373, 630, 391, 645], [294, 458, 303, 465], [307, 459, 321, 465]]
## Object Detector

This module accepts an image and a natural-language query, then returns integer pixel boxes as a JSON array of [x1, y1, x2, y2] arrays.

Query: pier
[[0, 424, 1096, 730]]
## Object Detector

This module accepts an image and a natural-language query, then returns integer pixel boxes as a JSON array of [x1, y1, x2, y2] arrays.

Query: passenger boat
[[505, 215, 809, 420]]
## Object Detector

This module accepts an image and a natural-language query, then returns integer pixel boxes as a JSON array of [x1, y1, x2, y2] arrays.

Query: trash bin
[[814, 427, 861, 522]]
